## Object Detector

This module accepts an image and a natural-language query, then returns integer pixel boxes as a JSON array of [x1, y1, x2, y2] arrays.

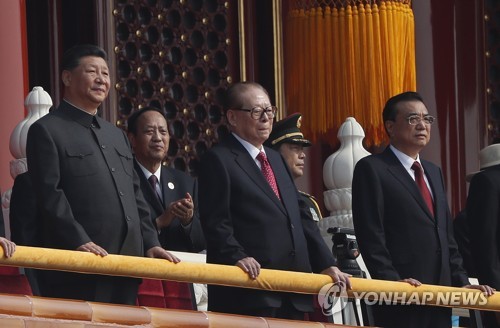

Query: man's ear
[[127, 132, 136, 150], [226, 110, 237, 127], [385, 120, 394, 137], [61, 70, 71, 86]]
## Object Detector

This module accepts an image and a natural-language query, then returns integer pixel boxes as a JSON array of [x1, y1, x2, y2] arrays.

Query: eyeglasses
[[407, 115, 436, 125], [232, 106, 277, 120]]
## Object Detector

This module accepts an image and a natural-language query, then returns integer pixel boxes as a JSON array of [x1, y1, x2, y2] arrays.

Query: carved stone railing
[[1, 86, 51, 229]]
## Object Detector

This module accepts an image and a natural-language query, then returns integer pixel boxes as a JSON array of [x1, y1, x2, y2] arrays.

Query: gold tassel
[[284, 0, 415, 146]]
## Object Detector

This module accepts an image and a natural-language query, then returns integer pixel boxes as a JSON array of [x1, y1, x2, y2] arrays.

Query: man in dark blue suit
[[198, 82, 351, 319], [352, 91, 493, 327]]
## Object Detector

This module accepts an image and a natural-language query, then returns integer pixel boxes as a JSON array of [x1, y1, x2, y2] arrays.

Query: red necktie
[[148, 175, 163, 203], [411, 161, 434, 217], [256, 152, 281, 199]]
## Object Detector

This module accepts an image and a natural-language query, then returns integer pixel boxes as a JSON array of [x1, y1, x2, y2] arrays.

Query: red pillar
[[0, 0, 29, 193]]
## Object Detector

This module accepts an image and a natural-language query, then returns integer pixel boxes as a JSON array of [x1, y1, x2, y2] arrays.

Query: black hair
[[223, 81, 269, 113], [61, 44, 107, 71], [382, 91, 425, 123], [127, 107, 166, 135]]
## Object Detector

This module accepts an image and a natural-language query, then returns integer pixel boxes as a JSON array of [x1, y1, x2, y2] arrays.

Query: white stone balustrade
[[319, 117, 370, 248], [2, 87, 52, 223]]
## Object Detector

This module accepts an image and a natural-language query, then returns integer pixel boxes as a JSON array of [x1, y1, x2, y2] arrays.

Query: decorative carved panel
[[486, 0, 500, 141], [112, 0, 237, 176]]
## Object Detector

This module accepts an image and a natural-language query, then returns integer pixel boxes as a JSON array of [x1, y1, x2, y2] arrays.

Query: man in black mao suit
[[352, 91, 493, 327], [127, 107, 205, 253], [26, 45, 179, 305], [198, 82, 351, 319]]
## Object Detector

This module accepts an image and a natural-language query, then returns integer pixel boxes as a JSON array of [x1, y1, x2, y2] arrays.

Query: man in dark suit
[[10, 172, 40, 248], [26, 44, 179, 305], [352, 91, 493, 327], [127, 107, 205, 310], [9, 171, 42, 295], [466, 143, 500, 327], [198, 82, 351, 319], [127, 107, 205, 253]]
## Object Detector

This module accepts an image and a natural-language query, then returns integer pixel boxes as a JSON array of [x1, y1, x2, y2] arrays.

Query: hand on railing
[[463, 283, 496, 296], [0, 238, 15, 258], [236, 257, 261, 279], [146, 246, 181, 263], [400, 277, 422, 287], [321, 266, 352, 290], [76, 241, 108, 256]]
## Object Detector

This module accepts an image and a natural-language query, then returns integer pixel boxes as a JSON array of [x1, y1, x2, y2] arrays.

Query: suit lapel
[[160, 166, 178, 207], [384, 148, 435, 221], [421, 161, 440, 219], [134, 160, 164, 213], [228, 136, 286, 213]]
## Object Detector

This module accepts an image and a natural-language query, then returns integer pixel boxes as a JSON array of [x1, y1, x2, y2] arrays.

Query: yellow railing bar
[[1, 246, 499, 312]]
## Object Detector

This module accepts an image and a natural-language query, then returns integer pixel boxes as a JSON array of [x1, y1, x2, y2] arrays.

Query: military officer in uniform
[[264, 112, 328, 321], [264, 113, 322, 222]]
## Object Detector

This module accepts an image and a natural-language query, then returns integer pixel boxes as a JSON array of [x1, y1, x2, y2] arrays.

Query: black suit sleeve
[[443, 191, 469, 286], [467, 172, 500, 287], [352, 158, 401, 281], [184, 178, 206, 252], [198, 150, 248, 264], [126, 137, 160, 253], [9, 173, 40, 246]]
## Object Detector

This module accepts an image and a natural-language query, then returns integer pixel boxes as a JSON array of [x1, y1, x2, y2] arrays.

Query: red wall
[[0, 1, 28, 194]]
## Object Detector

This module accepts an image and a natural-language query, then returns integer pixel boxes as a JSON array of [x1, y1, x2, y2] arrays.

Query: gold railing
[[1, 246, 499, 312]]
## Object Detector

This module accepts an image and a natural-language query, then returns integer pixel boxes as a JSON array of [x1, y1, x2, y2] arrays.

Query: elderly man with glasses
[[198, 81, 351, 320], [352, 91, 494, 328]]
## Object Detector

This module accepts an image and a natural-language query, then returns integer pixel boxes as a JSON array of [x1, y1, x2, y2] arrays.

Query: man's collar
[[136, 159, 162, 180], [232, 132, 264, 159], [61, 100, 100, 128], [390, 145, 422, 170]]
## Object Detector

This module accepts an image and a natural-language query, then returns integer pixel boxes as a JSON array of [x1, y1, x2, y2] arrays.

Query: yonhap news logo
[[318, 282, 488, 315], [318, 281, 348, 315]]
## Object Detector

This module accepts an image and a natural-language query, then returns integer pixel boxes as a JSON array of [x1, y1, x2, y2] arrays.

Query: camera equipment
[[327, 227, 373, 326], [327, 227, 363, 276]]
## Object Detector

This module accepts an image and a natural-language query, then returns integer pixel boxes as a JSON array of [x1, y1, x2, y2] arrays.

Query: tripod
[[328, 227, 374, 326]]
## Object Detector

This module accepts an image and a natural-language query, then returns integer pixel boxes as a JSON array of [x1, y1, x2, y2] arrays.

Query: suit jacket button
[[126, 215, 131, 221], [101, 145, 106, 149], [291, 224, 295, 229], [290, 250, 296, 256], [111, 168, 116, 172], [119, 191, 124, 196]]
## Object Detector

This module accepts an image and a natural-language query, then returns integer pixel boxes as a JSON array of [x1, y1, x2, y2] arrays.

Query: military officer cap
[[265, 113, 312, 149]]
